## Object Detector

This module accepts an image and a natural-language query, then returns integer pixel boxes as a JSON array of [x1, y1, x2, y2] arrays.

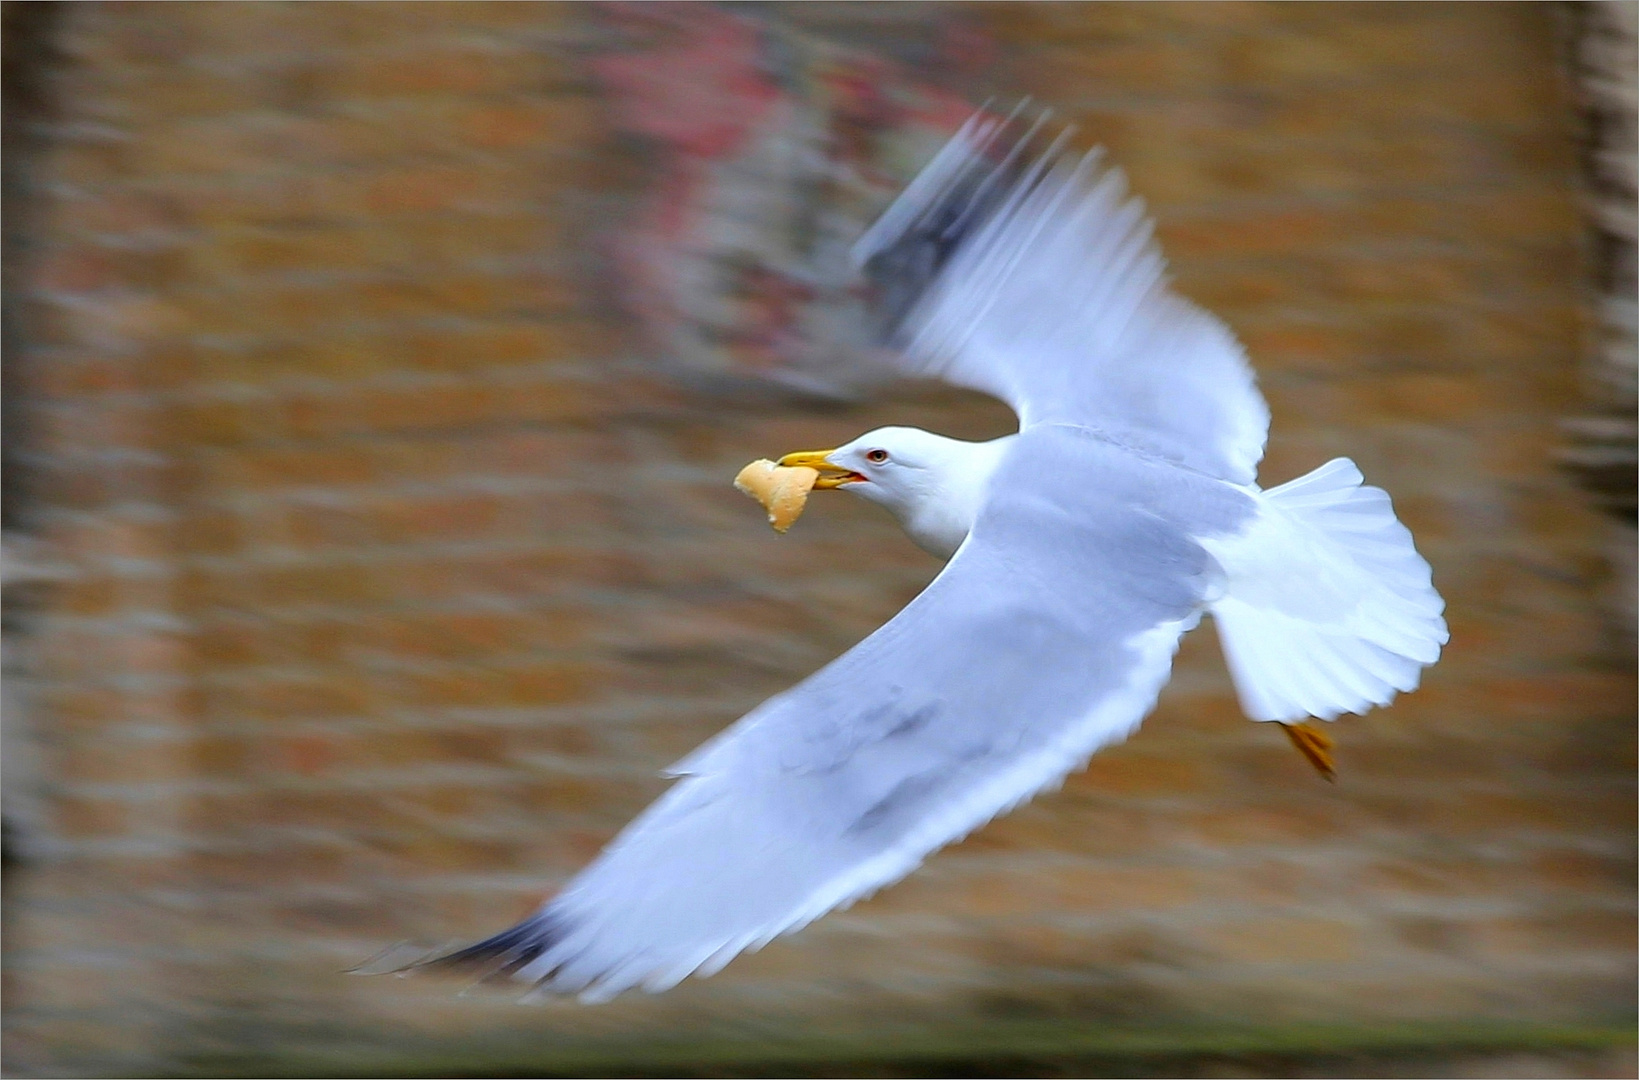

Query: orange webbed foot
[[1280, 721, 1336, 782]]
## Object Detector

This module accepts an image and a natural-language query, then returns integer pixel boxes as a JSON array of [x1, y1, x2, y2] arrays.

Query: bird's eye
[[865, 449, 890, 464]]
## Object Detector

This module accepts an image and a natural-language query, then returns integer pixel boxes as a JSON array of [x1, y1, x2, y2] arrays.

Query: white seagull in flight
[[380, 111, 1448, 1001]]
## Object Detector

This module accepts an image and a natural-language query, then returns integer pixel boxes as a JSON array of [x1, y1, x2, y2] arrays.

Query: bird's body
[[799, 425, 1441, 727], [381, 109, 1448, 1002]]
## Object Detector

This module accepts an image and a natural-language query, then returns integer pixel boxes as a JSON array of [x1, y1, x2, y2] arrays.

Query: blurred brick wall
[[1563, 0, 1637, 637], [3, 3, 1633, 1075]]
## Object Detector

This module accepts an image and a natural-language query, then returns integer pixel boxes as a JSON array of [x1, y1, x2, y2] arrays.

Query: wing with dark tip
[[854, 110, 1270, 485], [395, 426, 1253, 1002]]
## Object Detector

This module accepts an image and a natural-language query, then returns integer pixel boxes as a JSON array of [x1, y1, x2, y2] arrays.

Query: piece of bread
[[734, 459, 819, 533]]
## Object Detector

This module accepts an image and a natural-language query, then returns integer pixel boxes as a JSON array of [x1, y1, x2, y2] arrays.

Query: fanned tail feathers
[[1210, 458, 1448, 723]]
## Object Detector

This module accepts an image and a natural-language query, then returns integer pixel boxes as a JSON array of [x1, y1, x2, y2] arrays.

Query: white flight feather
[[525, 615, 1191, 1003]]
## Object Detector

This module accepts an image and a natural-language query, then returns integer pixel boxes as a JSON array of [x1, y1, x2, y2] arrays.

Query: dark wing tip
[[349, 912, 568, 988], [858, 105, 1070, 345]]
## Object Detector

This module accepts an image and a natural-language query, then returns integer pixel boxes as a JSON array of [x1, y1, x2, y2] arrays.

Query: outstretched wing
[[402, 427, 1251, 1001], [855, 111, 1270, 485]]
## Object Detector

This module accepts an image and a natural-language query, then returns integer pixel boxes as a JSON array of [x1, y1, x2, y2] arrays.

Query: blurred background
[[2, 3, 1634, 1077]]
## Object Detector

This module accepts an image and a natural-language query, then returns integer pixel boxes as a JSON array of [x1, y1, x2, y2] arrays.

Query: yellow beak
[[777, 449, 863, 488]]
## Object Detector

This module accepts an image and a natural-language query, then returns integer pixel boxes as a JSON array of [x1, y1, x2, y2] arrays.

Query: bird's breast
[[903, 504, 974, 561]]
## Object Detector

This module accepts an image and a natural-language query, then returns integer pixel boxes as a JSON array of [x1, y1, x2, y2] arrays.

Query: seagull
[[379, 110, 1448, 1001]]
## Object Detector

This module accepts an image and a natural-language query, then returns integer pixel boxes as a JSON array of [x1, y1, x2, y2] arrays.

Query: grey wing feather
[[855, 111, 1270, 485], [406, 428, 1253, 1001]]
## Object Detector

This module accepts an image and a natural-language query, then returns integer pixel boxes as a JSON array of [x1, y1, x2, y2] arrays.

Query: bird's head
[[776, 427, 1013, 559]]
